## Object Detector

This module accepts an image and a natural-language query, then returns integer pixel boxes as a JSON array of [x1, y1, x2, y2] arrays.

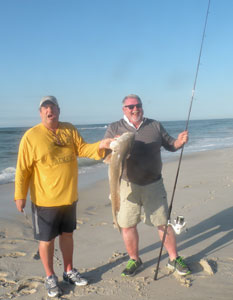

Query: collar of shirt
[[123, 115, 144, 130]]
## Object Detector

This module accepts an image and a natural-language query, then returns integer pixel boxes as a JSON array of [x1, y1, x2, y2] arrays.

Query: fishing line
[[154, 0, 211, 280]]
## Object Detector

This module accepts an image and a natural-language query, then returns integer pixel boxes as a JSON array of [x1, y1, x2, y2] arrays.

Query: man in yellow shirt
[[14, 96, 113, 298]]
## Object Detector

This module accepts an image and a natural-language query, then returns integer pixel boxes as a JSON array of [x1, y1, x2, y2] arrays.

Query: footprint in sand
[[108, 251, 127, 262], [0, 231, 6, 239], [183, 185, 192, 189], [85, 211, 97, 216], [0, 278, 17, 289], [0, 272, 17, 288], [0, 240, 17, 252], [182, 258, 215, 276], [90, 222, 108, 227], [0, 251, 26, 259], [158, 258, 215, 288], [76, 217, 90, 224], [85, 206, 98, 215], [0, 278, 43, 299], [77, 219, 85, 225], [16, 280, 41, 295]]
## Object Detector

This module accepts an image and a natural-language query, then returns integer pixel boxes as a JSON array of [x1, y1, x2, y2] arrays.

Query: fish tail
[[113, 212, 121, 232]]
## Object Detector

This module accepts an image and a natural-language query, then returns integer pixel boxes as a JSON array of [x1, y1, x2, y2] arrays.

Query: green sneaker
[[167, 256, 191, 276], [121, 258, 143, 277]]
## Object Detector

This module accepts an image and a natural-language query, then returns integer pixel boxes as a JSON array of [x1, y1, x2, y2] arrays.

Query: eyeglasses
[[124, 104, 142, 110]]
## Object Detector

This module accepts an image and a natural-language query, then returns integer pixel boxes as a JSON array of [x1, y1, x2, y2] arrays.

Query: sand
[[1, 148, 233, 299]]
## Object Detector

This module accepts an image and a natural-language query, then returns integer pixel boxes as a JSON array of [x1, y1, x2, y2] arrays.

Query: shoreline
[[1, 147, 232, 222], [1, 148, 233, 299]]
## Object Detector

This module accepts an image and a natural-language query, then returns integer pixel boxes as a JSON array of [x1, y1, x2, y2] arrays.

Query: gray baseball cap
[[39, 96, 59, 108]]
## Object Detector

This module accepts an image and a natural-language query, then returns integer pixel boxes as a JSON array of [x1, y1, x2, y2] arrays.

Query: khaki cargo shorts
[[117, 178, 168, 228]]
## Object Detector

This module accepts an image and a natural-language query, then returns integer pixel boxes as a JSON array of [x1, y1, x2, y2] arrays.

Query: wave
[[77, 125, 108, 130], [2, 119, 233, 185], [75, 123, 108, 130], [78, 157, 103, 167], [0, 167, 16, 184], [0, 160, 105, 185]]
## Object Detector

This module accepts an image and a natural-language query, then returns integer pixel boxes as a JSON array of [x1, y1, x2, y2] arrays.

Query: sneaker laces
[[67, 269, 81, 279], [46, 276, 57, 288], [125, 259, 137, 270], [176, 256, 187, 267]]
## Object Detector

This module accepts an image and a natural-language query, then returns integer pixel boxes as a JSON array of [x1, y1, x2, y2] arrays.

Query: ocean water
[[1, 118, 233, 185]]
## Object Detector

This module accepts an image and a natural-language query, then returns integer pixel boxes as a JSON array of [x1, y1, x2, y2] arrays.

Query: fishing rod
[[154, 0, 211, 280]]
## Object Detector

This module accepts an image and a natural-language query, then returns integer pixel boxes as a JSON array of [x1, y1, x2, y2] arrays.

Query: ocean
[[1, 118, 233, 185]]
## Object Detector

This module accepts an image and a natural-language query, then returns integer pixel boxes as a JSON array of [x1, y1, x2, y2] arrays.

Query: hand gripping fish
[[104, 132, 135, 231]]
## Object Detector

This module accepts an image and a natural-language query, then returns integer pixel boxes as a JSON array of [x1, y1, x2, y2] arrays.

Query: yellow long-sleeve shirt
[[14, 122, 105, 207]]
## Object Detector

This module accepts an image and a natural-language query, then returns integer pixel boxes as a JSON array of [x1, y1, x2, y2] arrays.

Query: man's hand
[[15, 199, 26, 212], [174, 130, 189, 149], [99, 138, 114, 150]]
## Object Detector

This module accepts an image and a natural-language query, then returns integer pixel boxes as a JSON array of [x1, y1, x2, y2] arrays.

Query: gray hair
[[122, 94, 142, 105]]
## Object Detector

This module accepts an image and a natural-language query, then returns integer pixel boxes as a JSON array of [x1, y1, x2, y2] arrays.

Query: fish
[[104, 132, 135, 231]]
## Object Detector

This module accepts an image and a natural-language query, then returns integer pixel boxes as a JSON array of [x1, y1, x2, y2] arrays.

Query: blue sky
[[0, 0, 232, 127]]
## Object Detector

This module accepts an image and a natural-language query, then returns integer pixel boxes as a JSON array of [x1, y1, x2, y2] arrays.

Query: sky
[[0, 0, 232, 127]]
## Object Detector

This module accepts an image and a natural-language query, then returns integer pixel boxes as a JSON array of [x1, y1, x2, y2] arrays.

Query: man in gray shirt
[[104, 94, 190, 277]]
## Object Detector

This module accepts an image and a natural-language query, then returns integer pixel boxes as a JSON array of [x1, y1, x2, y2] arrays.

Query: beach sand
[[1, 148, 233, 299]]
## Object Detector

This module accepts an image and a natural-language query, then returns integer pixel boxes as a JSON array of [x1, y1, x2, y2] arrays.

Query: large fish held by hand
[[104, 132, 135, 231]]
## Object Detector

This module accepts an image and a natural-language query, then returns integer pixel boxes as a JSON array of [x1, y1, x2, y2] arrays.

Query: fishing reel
[[168, 215, 187, 235]]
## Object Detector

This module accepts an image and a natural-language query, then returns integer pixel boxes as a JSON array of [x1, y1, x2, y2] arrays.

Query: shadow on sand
[[84, 206, 233, 282]]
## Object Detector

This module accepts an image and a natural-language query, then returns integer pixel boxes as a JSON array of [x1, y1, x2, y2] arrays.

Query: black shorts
[[31, 201, 77, 241]]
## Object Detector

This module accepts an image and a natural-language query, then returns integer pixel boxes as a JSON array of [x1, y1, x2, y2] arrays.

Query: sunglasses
[[124, 104, 142, 110], [52, 132, 67, 147]]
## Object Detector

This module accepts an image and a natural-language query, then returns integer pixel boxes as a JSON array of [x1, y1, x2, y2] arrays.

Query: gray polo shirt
[[104, 118, 177, 186]]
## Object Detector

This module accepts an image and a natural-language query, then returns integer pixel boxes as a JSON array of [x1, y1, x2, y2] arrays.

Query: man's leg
[[157, 225, 177, 260], [121, 225, 142, 277], [143, 179, 178, 260], [39, 239, 55, 277], [60, 232, 88, 286], [157, 225, 190, 275], [59, 232, 73, 272], [118, 180, 143, 276], [122, 225, 139, 260], [39, 239, 62, 297]]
